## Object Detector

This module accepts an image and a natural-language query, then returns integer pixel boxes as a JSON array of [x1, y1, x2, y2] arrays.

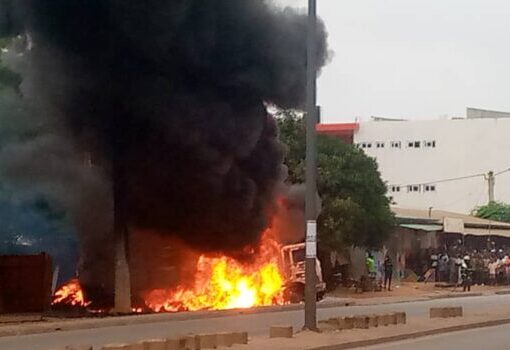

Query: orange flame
[[144, 232, 286, 312], [52, 278, 91, 307]]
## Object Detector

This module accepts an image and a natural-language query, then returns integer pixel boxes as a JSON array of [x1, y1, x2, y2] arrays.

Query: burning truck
[[0, 0, 328, 313], [52, 229, 326, 313], [280, 243, 326, 303]]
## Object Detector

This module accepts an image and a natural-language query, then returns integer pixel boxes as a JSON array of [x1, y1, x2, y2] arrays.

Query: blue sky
[[274, 0, 510, 122]]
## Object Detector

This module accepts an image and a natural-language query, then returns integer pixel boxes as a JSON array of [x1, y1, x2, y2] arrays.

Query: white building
[[317, 111, 510, 214]]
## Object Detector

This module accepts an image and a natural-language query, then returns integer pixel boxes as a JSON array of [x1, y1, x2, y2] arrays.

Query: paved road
[[360, 323, 510, 350], [2, 294, 510, 350]]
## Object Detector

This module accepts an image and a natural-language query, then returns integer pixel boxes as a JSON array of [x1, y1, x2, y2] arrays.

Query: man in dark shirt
[[383, 255, 394, 291]]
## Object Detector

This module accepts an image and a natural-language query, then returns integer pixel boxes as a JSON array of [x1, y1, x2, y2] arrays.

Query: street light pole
[[487, 171, 495, 204], [304, 0, 318, 331]]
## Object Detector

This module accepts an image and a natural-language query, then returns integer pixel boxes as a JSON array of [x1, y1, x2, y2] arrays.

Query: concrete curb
[[495, 290, 510, 295], [353, 292, 482, 308], [0, 301, 355, 338], [0, 291, 500, 338], [428, 292, 483, 299], [309, 317, 510, 350]]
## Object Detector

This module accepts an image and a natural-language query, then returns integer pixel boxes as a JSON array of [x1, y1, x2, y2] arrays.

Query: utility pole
[[108, 2, 132, 314], [486, 171, 495, 204], [304, 0, 318, 331], [112, 156, 132, 313]]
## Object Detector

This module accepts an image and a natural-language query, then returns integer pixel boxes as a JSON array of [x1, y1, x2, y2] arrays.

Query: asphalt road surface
[[360, 323, 510, 350], [2, 294, 510, 350]]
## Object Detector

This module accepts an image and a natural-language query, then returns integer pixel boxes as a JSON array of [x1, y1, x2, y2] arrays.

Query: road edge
[[0, 291, 501, 339], [310, 317, 510, 350], [0, 300, 355, 338]]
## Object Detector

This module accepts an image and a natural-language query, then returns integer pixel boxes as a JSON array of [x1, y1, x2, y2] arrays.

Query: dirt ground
[[328, 281, 510, 300], [1, 282, 509, 328]]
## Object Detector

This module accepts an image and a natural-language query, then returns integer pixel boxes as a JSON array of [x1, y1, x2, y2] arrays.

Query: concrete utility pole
[[113, 229, 131, 313], [486, 171, 495, 204], [304, 0, 318, 331], [113, 162, 132, 314], [107, 1, 132, 314]]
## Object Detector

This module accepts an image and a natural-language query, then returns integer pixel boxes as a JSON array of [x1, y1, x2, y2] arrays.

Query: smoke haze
[[0, 1, 328, 292]]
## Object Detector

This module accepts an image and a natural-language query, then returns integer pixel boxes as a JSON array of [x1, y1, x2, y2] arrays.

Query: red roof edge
[[316, 122, 359, 135], [315, 122, 359, 144]]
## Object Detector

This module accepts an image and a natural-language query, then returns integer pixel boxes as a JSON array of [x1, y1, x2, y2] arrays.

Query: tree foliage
[[473, 201, 510, 223], [276, 110, 394, 250]]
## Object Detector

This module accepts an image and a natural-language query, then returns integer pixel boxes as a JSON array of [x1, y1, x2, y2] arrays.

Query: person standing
[[364, 253, 377, 292], [383, 255, 394, 291], [442, 253, 450, 282], [461, 255, 473, 292], [437, 255, 443, 282], [489, 259, 497, 285], [430, 250, 439, 282], [452, 254, 463, 286]]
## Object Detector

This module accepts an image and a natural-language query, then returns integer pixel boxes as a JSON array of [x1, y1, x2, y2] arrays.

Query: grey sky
[[274, 0, 510, 122]]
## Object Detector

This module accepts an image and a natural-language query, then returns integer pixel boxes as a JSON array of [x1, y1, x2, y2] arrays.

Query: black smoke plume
[[0, 1, 328, 286]]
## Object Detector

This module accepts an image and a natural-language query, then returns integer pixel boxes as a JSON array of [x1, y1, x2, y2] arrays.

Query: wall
[[0, 253, 53, 313], [354, 118, 510, 213]]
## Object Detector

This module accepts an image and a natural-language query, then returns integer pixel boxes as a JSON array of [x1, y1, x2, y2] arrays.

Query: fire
[[144, 232, 286, 312], [51, 232, 287, 313], [52, 278, 91, 307]]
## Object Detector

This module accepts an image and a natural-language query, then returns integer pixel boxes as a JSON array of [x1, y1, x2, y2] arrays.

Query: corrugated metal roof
[[400, 224, 443, 232], [393, 208, 510, 238], [392, 207, 510, 228], [464, 227, 510, 238]]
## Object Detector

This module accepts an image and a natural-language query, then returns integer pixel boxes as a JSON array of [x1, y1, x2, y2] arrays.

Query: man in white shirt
[[489, 260, 498, 285]]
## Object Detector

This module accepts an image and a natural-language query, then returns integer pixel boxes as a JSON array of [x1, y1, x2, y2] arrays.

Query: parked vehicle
[[280, 243, 326, 303]]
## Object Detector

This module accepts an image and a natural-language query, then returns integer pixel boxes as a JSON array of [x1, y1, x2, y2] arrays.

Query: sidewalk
[[231, 306, 510, 350], [1, 282, 508, 338], [0, 299, 356, 337], [329, 282, 510, 306]]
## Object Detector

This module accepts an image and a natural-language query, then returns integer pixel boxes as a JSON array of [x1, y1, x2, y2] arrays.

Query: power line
[[495, 168, 510, 176], [394, 172, 485, 187], [393, 165, 510, 188], [433, 186, 486, 211]]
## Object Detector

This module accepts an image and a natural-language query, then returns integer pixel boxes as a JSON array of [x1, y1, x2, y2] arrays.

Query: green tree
[[276, 110, 394, 250], [473, 201, 510, 223]]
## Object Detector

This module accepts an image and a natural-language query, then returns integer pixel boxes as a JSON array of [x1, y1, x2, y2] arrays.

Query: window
[[424, 140, 436, 148], [407, 185, 421, 193], [391, 185, 400, 193], [424, 184, 436, 192], [360, 142, 372, 149], [414, 141, 421, 148], [407, 141, 421, 148], [376, 141, 385, 148], [391, 141, 401, 149], [292, 248, 305, 263]]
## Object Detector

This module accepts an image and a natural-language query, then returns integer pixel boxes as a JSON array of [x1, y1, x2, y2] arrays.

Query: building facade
[[318, 115, 510, 214]]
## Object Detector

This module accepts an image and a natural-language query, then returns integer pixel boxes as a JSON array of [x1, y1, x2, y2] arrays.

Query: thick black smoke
[[1, 1, 327, 255]]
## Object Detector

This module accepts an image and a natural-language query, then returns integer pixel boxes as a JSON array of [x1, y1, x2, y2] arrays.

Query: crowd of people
[[362, 244, 510, 294], [429, 247, 510, 289]]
